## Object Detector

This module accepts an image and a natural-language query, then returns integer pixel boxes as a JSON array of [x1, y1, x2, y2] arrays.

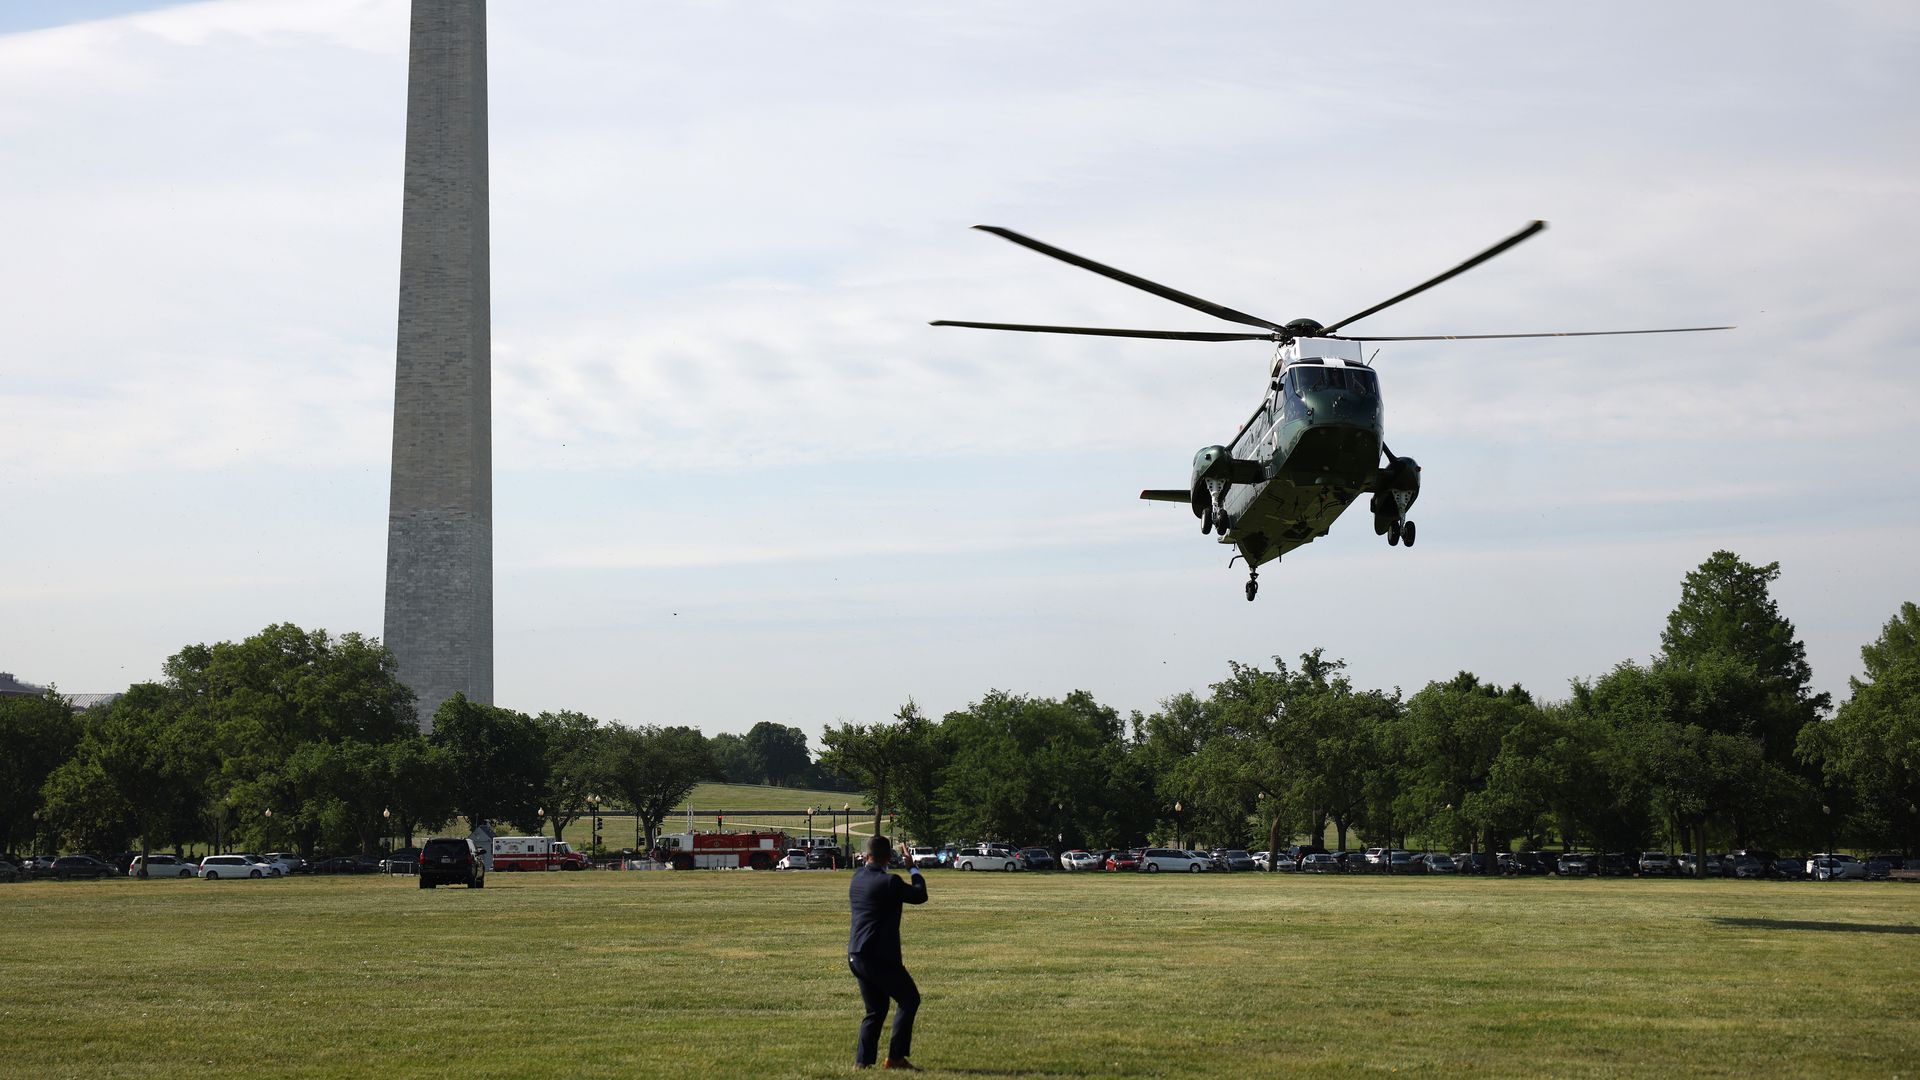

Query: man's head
[[864, 835, 893, 868]]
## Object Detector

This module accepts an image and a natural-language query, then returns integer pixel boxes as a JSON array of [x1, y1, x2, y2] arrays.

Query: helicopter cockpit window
[[1344, 369, 1377, 396]]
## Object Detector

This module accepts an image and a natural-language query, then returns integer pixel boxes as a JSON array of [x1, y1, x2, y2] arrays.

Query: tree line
[[820, 552, 1917, 857], [0, 624, 851, 861], [5, 551, 1914, 862]]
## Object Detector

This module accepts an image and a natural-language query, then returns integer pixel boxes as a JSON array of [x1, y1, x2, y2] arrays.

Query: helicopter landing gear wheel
[[1245, 571, 1259, 602], [1401, 520, 1416, 547], [1201, 507, 1213, 535], [1388, 521, 1402, 546]]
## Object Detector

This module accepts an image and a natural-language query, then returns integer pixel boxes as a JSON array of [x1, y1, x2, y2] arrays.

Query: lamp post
[[844, 803, 852, 855], [1173, 801, 1183, 849], [808, 806, 818, 846], [587, 794, 602, 854], [383, 807, 392, 855]]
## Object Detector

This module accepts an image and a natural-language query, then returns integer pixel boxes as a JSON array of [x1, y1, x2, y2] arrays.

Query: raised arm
[[897, 868, 928, 905]]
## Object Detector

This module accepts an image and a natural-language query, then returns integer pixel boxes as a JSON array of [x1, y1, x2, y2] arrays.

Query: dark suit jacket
[[848, 861, 928, 963]]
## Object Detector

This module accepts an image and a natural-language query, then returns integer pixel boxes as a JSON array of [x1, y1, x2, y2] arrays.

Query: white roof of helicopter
[[1274, 336, 1367, 374]]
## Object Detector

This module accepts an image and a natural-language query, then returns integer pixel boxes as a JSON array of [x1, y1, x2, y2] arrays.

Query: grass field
[[547, 782, 870, 852], [4, 871, 1916, 1078]]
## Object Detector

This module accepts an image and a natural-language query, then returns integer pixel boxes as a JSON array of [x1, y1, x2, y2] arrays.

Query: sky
[[4, 1, 1918, 742]]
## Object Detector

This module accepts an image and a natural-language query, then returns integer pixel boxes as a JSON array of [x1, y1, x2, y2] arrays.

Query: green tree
[[532, 710, 608, 840], [822, 705, 935, 839], [934, 691, 1139, 849], [1856, 601, 1920, 688], [161, 624, 417, 832], [743, 722, 813, 787], [430, 694, 548, 832], [1798, 602, 1920, 851], [707, 731, 755, 784], [1660, 551, 1829, 762], [600, 724, 718, 853], [40, 683, 214, 863], [0, 689, 80, 852], [1398, 674, 1541, 853]]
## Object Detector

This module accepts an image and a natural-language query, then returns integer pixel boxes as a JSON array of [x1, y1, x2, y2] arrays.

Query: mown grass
[[3, 872, 1916, 1078], [546, 782, 869, 852]]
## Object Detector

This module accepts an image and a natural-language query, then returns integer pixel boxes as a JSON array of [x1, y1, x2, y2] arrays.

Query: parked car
[[381, 847, 422, 874], [1284, 845, 1328, 869], [1301, 853, 1342, 874], [51, 855, 118, 880], [777, 848, 811, 871], [1136, 848, 1207, 874], [1386, 850, 1425, 875], [310, 856, 377, 875], [1060, 849, 1102, 872], [1335, 851, 1370, 874], [1212, 849, 1256, 872], [1364, 847, 1390, 866], [1422, 853, 1458, 874], [1771, 857, 1807, 880], [1555, 853, 1591, 877], [1105, 850, 1140, 872], [129, 854, 198, 879], [199, 854, 270, 879], [1865, 855, 1900, 881], [954, 847, 1020, 872], [1637, 851, 1675, 876], [262, 852, 306, 875], [24, 855, 60, 879], [417, 837, 485, 888], [1596, 853, 1631, 877], [1014, 848, 1056, 872], [908, 846, 941, 869], [232, 853, 284, 878], [1452, 852, 1492, 875], [0, 861, 19, 884], [1504, 851, 1550, 876], [1725, 854, 1770, 879], [1808, 853, 1866, 881], [1250, 851, 1273, 871]]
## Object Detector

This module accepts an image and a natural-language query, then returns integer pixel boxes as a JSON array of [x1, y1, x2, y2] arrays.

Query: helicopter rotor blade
[[930, 320, 1272, 342], [1327, 326, 1734, 342], [1322, 220, 1547, 335], [971, 225, 1288, 333]]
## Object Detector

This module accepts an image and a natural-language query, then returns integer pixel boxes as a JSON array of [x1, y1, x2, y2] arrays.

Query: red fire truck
[[492, 835, 590, 871], [655, 830, 788, 870]]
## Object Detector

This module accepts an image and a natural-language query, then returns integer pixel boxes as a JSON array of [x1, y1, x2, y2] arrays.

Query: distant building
[[0, 671, 122, 711], [0, 671, 48, 698]]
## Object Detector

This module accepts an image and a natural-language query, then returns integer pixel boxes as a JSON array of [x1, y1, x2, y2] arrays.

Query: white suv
[[953, 847, 1019, 872], [129, 854, 198, 878], [1138, 848, 1208, 873], [200, 855, 270, 879]]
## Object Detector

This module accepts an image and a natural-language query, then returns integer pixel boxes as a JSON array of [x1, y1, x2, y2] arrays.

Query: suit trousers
[[848, 955, 920, 1065]]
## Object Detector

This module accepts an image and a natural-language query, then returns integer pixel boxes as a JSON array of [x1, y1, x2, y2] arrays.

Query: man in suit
[[848, 834, 928, 1070]]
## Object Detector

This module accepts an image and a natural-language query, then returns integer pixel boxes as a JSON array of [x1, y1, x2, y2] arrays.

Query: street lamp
[[1173, 801, 1183, 849], [587, 794, 602, 854], [808, 806, 818, 846], [383, 807, 392, 854], [844, 803, 852, 852]]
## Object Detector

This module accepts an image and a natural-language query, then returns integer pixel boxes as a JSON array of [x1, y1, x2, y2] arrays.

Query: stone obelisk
[[384, 0, 492, 728]]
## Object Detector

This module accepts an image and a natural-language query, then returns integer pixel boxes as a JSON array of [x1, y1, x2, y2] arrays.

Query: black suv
[[417, 837, 485, 889]]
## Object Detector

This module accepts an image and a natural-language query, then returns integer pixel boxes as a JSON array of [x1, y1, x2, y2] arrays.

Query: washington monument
[[384, 0, 493, 727]]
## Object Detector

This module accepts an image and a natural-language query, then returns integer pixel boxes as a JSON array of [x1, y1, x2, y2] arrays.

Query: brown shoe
[[881, 1060, 920, 1071]]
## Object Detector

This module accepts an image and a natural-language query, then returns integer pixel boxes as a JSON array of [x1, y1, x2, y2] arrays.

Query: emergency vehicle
[[655, 830, 788, 870], [492, 835, 589, 871]]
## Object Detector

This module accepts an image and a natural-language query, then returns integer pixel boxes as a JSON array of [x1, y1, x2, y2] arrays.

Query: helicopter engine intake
[[1190, 444, 1267, 532]]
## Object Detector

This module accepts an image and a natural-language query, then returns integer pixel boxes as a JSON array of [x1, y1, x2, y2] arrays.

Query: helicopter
[[932, 220, 1732, 600]]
